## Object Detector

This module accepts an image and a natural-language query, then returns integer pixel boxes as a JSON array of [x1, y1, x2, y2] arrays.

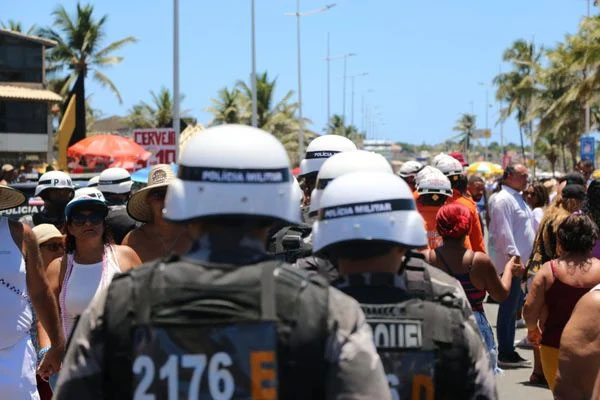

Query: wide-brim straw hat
[[127, 164, 176, 222], [0, 185, 26, 211]]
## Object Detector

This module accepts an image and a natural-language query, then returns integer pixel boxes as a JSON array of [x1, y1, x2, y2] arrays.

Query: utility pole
[[250, 0, 258, 127], [286, 2, 336, 161], [173, 0, 180, 162]]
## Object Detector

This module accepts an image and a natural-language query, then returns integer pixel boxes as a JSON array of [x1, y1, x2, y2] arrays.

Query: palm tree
[[453, 113, 476, 162], [494, 39, 541, 163], [207, 71, 310, 165], [39, 3, 136, 103], [206, 88, 248, 125], [1, 20, 37, 35], [325, 114, 364, 145], [127, 87, 188, 128], [236, 72, 296, 129]]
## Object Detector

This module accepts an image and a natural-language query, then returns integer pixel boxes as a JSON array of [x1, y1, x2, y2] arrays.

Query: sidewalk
[[483, 303, 553, 400]]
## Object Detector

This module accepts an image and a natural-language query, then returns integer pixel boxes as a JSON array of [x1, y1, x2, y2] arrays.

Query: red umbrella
[[68, 135, 151, 167]]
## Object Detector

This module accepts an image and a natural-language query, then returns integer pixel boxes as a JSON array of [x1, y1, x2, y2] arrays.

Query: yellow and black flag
[[57, 73, 86, 170]]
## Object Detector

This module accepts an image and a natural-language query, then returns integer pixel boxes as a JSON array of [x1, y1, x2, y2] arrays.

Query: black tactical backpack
[[102, 257, 330, 399]]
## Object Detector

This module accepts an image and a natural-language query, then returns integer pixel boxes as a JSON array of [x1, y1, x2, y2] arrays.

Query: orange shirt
[[416, 199, 472, 250], [449, 189, 486, 253]]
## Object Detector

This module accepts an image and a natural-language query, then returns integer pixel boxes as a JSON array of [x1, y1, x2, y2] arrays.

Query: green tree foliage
[[39, 3, 136, 102], [452, 113, 477, 162], [207, 71, 317, 166]]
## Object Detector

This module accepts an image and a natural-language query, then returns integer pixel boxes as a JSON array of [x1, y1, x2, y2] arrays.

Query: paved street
[[483, 303, 553, 400]]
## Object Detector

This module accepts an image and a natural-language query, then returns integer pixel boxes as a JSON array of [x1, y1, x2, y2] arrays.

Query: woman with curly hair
[[524, 213, 600, 390], [524, 172, 586, 385], [583, 179, 600, 258], [425, 202, 524, 374]]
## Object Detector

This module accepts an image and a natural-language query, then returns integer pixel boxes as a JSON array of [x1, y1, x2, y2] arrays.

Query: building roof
[[0, 85, 62, 102], [88, 115, 130, 133], [0, 28, 57, 47]]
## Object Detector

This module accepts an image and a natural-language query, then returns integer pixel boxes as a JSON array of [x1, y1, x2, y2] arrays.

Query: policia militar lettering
[[53, 125, 390, 399], [312, 170, 498, 399]]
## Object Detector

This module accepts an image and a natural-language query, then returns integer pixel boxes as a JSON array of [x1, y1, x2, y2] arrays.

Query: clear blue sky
[[2, 0, 591, 145]]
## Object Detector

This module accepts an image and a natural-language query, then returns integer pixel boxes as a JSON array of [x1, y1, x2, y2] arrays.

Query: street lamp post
[[173, 0, 180, 161], [250, 0, 258, 127], [342, 52, 356, 122], [325, 51, 355, 127], [349, 72, 368, 126], [286, 2, 336, 161]]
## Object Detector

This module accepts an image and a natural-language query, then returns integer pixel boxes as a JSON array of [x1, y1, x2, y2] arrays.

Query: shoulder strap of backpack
[[402, 251, 434, 300]]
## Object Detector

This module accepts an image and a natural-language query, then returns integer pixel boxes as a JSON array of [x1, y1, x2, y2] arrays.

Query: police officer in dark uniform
[[19, 170, 75, 230], [312, 170, 498, 399], [268, 134, 357, 264], [295, 150, 395, 282], [54, 124, 390, 399], [97, 167, 138, 244]]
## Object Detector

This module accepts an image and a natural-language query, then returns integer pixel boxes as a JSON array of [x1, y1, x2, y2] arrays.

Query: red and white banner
[[133, 128, 177, 165]]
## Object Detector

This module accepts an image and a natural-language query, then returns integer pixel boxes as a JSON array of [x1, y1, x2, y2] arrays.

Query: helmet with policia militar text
[[35, 171, 75, 197], [163, 124, 301, 224], [98, 168, 133, 194], [416, 166, 452, 197], [312, 171, 427, 252], [298, 134, 357, 178], [308, 150, 393, 217]]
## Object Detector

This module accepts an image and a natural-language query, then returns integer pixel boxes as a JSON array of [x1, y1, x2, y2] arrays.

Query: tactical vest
[[102, 256, 330, 399], [337, 253, 474, 400]]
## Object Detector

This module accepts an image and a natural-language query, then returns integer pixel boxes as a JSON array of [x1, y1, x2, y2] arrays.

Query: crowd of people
[[0, 125, 599, 399]]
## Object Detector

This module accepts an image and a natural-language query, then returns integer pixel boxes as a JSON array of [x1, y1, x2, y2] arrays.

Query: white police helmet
[[35, 171, 74, 196], [416, 166, 452, 197], [398, 160, 424, 177], [309, 150, 393, 217], [98, 168, 133, 194], [433, 154, 463, 176], [299, 135, 357, 177], [65, 187, 107, 218], [163, 124, 301, 224], [87, 175, 100, 187], [312, 171, 427, 252]]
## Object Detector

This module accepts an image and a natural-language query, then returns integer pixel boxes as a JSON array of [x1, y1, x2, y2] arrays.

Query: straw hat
[[127, 164, 176, 222], [0, 185, 26, 211], [32, 224, 63, 245]]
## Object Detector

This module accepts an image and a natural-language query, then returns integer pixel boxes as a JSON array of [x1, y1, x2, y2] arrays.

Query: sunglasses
[[70, 213, 105, 226], [40, 242, 64, 252]]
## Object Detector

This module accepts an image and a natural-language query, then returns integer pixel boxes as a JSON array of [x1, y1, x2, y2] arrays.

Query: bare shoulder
[[114, 244, 142, 271], [122, 226, 145, 246], [574, 290, 600, 314]]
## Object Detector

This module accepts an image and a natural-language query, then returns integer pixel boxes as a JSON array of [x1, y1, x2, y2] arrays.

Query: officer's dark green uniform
[[53, 124, 390, 400], [335, 252, 497, 400], [311, 170, 497, 400]]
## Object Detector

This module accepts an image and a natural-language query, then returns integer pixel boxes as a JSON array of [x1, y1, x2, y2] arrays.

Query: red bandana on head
[[436, 203, 472, 239]]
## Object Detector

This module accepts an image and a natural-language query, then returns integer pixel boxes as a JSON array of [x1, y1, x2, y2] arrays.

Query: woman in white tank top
[[42, 189, 141, 352]]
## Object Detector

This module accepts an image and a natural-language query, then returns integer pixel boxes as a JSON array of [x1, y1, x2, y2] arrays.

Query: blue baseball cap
[[65, 188, 108, 219]]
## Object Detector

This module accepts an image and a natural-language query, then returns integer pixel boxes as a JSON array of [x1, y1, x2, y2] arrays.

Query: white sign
[[133, 128, 177, 165]]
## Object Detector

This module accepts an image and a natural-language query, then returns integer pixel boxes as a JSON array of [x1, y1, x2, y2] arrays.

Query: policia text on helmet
[[53, 124, 391, 400]]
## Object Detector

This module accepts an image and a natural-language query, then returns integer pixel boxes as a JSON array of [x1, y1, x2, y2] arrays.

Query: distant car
[[0, 175, 96, 221]]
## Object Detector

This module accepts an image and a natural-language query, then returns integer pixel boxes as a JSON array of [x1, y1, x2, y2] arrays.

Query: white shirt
[[489, 186, 536, 274], [532, 207, 544, 232]]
